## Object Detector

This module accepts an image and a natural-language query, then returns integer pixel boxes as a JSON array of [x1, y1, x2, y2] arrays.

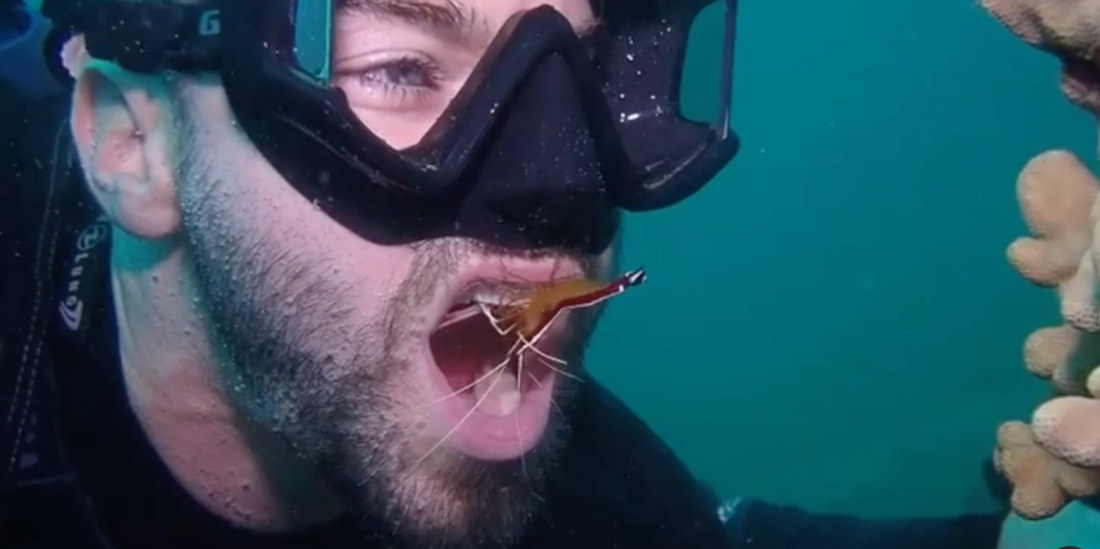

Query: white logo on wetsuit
[[58, 218, 109, 332], [717, 497, 742, 524]]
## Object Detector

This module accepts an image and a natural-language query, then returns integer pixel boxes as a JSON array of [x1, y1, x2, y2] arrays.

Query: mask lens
[[591, 0, 739, 210], [290, 1, 737, 156], [680, 1, 731, 129], [294, 0, 334, 81], [321, 3, 578, 153]]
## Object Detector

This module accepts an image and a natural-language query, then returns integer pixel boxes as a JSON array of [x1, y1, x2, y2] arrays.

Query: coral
[[981, 0, 1100, 120], [1008, 154, 1100, 507], [1032, 397, 1100, 466], [1009, 151, 1099, 333], [979, 0, 1100, 520], [1024, 325, 1100, 393], [995, 148, 1100, 518], [994, 421, 1100, 519]]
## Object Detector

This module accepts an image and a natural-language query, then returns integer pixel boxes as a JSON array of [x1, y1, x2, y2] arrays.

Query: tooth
[[474, 363, 521, 416], [472, 289, 509, 306]]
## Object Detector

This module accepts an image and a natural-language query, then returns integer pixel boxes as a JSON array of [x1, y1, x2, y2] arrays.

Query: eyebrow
[[337, 0, 492, 44], [336, 0, 601, 44]]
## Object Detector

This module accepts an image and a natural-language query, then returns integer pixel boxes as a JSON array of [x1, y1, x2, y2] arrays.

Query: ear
[[69, 55, 181, 240]]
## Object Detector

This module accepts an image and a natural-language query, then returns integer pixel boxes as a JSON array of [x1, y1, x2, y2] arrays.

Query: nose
[[453, 52, 621, 255]]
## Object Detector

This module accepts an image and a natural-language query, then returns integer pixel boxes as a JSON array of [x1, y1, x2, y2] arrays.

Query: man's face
[[170, 0, 612, 546]]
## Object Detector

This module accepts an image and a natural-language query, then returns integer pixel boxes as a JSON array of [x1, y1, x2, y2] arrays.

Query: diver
[[0, 0, 1007, 547]]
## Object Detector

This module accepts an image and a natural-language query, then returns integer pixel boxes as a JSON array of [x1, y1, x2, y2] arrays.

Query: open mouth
[[414, 263, 646, 462], [421, 280, 567, 462]]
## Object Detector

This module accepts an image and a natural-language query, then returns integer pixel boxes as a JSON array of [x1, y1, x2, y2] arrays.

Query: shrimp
[[431, 267, 648, 378], [482, 267, 648, 366], [435, 267, 648, 339]]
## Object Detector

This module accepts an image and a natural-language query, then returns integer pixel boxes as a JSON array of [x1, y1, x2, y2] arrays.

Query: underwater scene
[[8, 0, 1100, 547]]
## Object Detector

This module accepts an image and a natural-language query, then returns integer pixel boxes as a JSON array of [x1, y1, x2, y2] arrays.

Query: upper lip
[[427, 255, 586, 331]]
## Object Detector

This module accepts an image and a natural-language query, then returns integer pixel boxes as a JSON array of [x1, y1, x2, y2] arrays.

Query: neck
[[109, 228, 343, 532]]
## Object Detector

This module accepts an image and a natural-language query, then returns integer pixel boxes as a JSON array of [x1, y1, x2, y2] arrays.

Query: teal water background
[[587, 0, 1093, 518]]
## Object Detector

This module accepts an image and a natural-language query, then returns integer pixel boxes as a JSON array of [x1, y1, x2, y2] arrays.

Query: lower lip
[[419, 347, 558, 461]]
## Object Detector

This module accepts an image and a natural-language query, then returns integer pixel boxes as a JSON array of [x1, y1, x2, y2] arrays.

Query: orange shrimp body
[[496, 278, 607, 338], [490, 268, 647, 342]]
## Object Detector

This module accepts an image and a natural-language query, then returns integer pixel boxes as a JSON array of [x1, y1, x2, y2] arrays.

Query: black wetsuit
[[0, 80, 1005, 549]]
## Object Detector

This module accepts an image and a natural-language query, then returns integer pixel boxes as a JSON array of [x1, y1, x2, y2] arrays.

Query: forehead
[[335, 0, 597, 41]]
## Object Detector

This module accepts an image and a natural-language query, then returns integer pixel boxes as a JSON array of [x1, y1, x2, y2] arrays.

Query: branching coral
[[994, 421, 1100, 519], [996, 148, 1100, 519], [1009, 151, 1098, 333], [981, 0, 1100, 519], [982, 0, 1100, 121]]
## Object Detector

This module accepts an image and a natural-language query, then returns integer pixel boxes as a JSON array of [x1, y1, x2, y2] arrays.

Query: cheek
[[352, 106, 444, 150], [193, 111, 421, 307], [512, 0, 594, 24], [262, 192, 421, 314], [550, 0, 596, 25], [310, 228, 420, 304]]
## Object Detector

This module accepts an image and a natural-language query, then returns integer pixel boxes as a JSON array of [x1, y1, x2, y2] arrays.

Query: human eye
[[334, 52, 445, 112]]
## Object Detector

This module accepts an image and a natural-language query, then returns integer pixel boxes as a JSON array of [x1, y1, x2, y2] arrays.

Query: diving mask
[[58, 0, 741, 254]]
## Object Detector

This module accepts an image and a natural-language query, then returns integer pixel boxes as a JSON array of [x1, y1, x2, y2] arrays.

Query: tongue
[[428, 313, 558, 461], [474, 365, 521, 416]]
